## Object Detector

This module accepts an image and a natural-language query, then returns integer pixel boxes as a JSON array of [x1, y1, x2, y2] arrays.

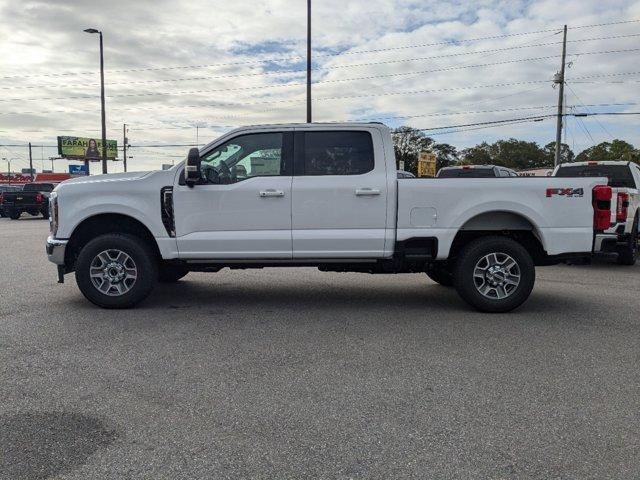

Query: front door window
[[200, 132, 284, 184]]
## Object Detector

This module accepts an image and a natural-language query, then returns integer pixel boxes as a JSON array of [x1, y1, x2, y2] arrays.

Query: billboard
[[57, 136, 118, 160]]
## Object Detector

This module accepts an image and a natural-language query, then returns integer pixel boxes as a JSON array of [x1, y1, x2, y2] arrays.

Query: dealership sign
[[69, 164, 89, 175], [57, 136, 118, 160]]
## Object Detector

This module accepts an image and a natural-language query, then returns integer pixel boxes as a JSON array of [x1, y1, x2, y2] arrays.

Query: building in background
[[518, 168, 553, 177]]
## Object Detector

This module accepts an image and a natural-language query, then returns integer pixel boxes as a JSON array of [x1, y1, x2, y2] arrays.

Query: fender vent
[[161, 187, 175, 237]]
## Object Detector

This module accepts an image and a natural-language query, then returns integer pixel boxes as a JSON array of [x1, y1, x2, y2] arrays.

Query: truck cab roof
[[199, 122, 391, 152]]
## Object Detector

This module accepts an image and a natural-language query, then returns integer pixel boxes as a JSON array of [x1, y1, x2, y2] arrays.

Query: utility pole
[[306, 0, 312, 123], [123, 124, 128, 172], [554, 25, 567, 167], [28, 142, 34, 182]]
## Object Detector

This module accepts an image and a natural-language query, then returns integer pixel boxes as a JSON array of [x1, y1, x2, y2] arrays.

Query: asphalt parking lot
[[1, 217, 639, 479]]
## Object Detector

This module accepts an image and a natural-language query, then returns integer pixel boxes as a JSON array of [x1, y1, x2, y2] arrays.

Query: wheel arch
[[448, 210, 547, 264], [65, 213, 161, 271]]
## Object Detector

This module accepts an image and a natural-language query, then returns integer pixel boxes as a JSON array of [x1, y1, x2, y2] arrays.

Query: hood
[[60, 171, 154, 186]]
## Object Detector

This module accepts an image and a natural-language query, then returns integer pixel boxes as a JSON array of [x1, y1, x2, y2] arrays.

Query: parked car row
[[0, 183, 55, 220], [45, 123, 625, 313], [0, 185, 23, 217]]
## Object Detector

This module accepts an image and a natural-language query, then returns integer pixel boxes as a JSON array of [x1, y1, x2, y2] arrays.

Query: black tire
[[41, 209, 49, 219], [9, 211, 20, 220], [158, 263, 189, 283], [0, 210, 6, 218], [616, 216, 638, 266], [425, 262, 454, 286], [454, 236, 535, 313], [75, 233, 158, 309]]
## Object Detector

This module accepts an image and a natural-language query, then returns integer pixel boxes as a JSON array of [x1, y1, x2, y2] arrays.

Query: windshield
[[555, 165, 636, 188]]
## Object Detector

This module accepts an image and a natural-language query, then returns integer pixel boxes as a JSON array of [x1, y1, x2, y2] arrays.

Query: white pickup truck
[[553, 161, 639, 265], [47, 123, 612, 312]]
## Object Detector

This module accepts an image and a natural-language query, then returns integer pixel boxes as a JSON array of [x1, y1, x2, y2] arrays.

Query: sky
[[0, 0, 639, 174]]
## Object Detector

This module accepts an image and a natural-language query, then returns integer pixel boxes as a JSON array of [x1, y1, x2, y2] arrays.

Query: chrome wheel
[[473, 252, 520, 300], [89, 249, 138, 296]]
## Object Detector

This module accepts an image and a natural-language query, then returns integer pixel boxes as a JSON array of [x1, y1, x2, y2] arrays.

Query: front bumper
[[46, 236, 68, 265]]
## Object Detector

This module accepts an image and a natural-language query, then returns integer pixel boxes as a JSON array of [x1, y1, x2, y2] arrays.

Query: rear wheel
[[75, 233, 158, 309], [425, 262, 454, 286], [616, 216, 638, 266], [9, 211, 20, 220], [454, 236, 535, 313]]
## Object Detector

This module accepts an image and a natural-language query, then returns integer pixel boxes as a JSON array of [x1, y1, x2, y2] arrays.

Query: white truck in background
[[47, 123, 612, 313], [553, 161, 640, 265]]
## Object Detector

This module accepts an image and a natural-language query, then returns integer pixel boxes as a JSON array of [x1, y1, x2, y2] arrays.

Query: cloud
[[0, 0, 638, 172]]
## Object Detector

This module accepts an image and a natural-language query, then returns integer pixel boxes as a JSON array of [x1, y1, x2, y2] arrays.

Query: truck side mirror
[[185, 148, 201, 187]]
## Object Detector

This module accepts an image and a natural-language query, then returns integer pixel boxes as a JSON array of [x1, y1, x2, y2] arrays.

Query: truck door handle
[[355, 188, 381, 196], [259, 189, 285, 198]]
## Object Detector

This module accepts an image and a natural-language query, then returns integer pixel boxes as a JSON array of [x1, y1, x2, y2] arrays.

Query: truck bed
[[397, 177, 606, 260]]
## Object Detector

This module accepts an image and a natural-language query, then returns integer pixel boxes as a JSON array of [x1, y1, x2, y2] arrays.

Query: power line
[[427, 118, 551, 136], [565, 83, 615, 139], [414, 115, 555, 132], [10, 49, 638, 104], [3, 35, 640, 91], [2, 19, 639, 81], [3, 71, 639, 117], [575, 116, 596, 143]]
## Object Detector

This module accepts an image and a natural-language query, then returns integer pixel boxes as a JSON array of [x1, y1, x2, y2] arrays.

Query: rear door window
[[301, 131, 374, 176]]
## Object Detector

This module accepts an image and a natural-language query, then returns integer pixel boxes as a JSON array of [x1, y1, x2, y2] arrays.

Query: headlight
[[49, 192, 58, 236]]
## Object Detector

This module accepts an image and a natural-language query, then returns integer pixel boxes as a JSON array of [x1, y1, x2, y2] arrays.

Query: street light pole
[[4, 158, 11, 186], [84, 28, 108, 174], [306, 0, 312, 123]]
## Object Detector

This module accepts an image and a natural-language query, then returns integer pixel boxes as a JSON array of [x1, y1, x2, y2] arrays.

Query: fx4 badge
[[546, 188, 584, 198]]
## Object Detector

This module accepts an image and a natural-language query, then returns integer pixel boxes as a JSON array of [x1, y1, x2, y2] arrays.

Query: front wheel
[[454, 236, 535, 313], [75, 233, 158, 309]]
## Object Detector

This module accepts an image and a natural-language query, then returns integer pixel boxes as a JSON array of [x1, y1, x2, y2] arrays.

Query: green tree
[[432, 142, 459, 170], [543, 142, 574, 165], [575, 140, 639, 163], [392, 126, 434, 174], [460, 142, 492, 165], [490, 139, 547, 169], [461, 139, 549, 169]]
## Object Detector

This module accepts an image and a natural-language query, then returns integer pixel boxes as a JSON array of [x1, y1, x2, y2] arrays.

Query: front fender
[[57, 197, 167, 241]]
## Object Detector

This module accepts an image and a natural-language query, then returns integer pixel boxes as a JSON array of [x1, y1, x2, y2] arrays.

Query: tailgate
[[608, 188, 621, 229], [607, 187, 635, 233], [4, 192, 38, 206]]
